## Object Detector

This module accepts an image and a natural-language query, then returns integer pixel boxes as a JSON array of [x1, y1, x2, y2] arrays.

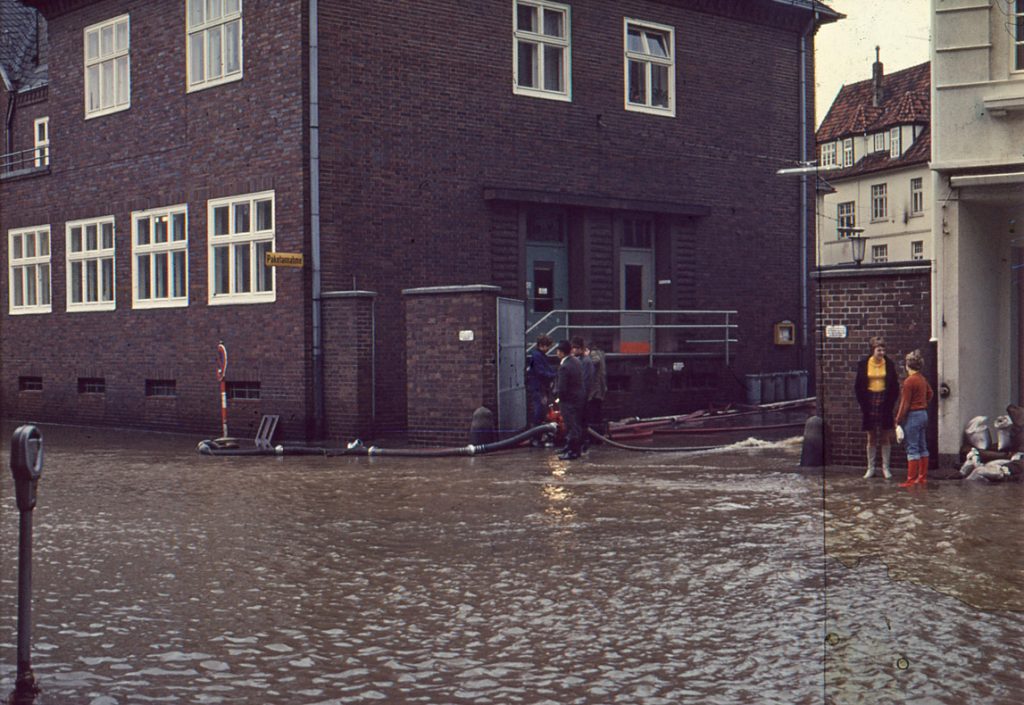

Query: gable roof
[[817, 61, 930, 143], [0, 0, 44, 91]]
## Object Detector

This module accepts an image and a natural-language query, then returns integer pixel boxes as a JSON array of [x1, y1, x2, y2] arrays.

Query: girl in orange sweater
[[894, 349, 934, 487]]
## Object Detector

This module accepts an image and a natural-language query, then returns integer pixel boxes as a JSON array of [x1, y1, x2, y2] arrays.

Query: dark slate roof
[[0, 0, 43, 90], [817, 61, 930, 143]]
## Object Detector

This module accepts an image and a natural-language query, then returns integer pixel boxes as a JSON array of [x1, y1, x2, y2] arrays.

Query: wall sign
[[826, 325, 848, 339]]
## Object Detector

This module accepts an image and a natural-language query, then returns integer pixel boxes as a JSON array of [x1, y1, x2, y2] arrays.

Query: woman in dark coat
[[854, 336, 900, 479]]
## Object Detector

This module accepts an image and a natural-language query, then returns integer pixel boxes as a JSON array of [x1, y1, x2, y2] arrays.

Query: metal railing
[[1, 147, 49, 177], [525, 308, 738, 366]]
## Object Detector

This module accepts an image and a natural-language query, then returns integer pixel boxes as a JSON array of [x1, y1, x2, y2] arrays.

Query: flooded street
[[1, 424, 1022, 704]]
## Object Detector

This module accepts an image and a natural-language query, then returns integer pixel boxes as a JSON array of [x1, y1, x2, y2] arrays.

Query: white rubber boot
[[881, 443, 892, 479], [863, 446, 876, 478]]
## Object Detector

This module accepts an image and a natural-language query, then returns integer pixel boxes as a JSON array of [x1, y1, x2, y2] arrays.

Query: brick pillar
[[322, 290, 377, 442], [403, 285, 501, 445], [814, 265, 934, 466]]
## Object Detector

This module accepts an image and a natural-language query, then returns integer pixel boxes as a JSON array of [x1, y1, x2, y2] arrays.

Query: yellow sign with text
[[265, 252, 304, 268]]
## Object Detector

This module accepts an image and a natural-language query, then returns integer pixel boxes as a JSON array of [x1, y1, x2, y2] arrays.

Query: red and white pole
[[216, 342, 229, 439]]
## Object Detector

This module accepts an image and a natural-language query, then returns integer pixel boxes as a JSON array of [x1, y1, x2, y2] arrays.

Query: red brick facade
[[815, 266, 936, 466], [1, 0, 829, 441]]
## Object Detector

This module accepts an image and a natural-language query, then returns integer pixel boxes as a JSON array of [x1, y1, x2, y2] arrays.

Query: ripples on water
[[0, 428, 1021, 703]]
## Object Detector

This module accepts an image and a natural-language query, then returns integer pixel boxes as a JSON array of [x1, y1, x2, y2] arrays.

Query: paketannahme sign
[[265, 252, 304, 268]]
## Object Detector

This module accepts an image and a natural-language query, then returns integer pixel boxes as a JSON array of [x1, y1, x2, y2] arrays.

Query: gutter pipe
[[798, 14, 815, 363], [309, 0, 325, 438]]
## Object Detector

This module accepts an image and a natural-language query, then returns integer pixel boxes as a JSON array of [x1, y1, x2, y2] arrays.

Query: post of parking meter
[[9, 424, 43, 700], [217, 341, 229, 440]]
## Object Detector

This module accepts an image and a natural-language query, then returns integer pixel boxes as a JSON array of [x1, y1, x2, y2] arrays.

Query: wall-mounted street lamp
[[838, 227, 866, 266]]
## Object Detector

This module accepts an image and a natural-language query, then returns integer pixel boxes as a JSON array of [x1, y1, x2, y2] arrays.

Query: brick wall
[[0, 0, 312, 440], [318, 0, 819, 429], [321, 290, 377, 442], [815, 266, 936, 466], [404, 286, 500, 446]]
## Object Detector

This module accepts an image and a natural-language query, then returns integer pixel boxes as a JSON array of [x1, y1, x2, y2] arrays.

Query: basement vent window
[[226, 381, 260, 400], [78, 377, 106, 394], [145, 379, 177, 397], [18, 376, 42, 392]]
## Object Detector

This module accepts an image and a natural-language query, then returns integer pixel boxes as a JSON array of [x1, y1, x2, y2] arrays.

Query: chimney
[[872, 46, 884, 108]]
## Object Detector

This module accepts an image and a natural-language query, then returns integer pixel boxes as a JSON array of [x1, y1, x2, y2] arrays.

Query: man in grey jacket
[[554, 339, 586, 460]]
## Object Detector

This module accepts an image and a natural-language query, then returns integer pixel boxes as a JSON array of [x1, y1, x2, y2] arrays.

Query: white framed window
[[208, 191, 275, 305], [187, 0, 243, 91], [66, 216, 116, 312], [871, 183, 887, 221], [911, 240, 924, 260], [8, 226, 51, 315], [842, 138, 853, 167], [910, 177, 924, 215], [84, 15, 130, 118], [624, 18, 675, 116], [873, 132, 885, 153], [513, 0, 570, 101], [889, 126, 901, 157], [1015, 0, 1024, 71], [33, 117, 49, 167], [871, 244, 888, 263], [132, 205, 188, 309], [820, 142, 837, 167], [836, 201, 856, 238]]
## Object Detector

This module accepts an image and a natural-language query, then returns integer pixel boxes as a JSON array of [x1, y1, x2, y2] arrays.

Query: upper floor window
[[208, 191, 275, 304], [820, 142, 836, 167], [871, 244, 888, 263], [33, 117, 49, 167], [872, 133, 885, 153], [837, 201, 856, 238], [84, 15, 130, 118], [889, 127, 901, 157], [911, 240, 924, 260], [910, 177, 924, 215], [187, 0, 243, 91], [133, 206, 188, 309], [624, 19, 675, 116], [871, 183, 888, 221], [513, 1, 570, 101], [1015, 0, 1024, 71], [842, 138, 853, 167], [67, 216, 116, 312], [8, 226, 51, 315]]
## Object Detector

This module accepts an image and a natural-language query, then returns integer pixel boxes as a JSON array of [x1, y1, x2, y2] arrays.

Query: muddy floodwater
[[1, 424, 1022, 704]]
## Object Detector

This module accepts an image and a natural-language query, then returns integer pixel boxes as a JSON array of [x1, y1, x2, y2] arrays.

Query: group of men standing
[[526, 335, 607, 460]]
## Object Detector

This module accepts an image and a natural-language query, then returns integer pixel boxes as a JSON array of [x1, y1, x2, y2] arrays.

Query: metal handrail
[[526, 308, 738, 366], [1, 147, 49, 176]]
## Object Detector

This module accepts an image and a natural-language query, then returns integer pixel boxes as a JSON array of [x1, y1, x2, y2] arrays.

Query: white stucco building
[[932, 0, 1024, 461], [815, 59, 932, 268]]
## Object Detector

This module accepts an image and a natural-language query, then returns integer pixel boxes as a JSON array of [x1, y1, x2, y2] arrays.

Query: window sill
[[133, 299, 189, 310], [513, 85, 572, 102], [208, 292, 276, 306], [625, 103, 676, 118], [9, 306, 53, 315], [85, 104, 130, 120], [67, 302, 116, 313], [187, 72, 244, 93]]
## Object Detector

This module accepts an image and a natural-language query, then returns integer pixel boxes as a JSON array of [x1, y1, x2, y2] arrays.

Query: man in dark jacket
[[527, 336, 557, 441], [554, 339, 585, 460]]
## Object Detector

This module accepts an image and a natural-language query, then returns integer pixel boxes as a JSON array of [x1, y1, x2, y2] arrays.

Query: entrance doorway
[[619, 217, 655, 354], [524, 208, 568, 335]]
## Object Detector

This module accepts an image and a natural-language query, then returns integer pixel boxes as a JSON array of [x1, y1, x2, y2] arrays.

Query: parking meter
[[9, 424, 43, 701], [11, 424, 43, 512]]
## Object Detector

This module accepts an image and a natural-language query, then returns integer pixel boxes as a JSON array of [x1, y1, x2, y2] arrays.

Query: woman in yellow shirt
[[853, 336, 900, 478]]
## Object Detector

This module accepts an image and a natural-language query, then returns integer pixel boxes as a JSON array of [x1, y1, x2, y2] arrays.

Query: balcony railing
[[1, 147, 50, 179], [526, 308, 739, 366]]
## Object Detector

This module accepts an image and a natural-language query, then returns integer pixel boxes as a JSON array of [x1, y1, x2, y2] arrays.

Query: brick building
[[812, 54, 936, 467], [1, 0, 838, 442]]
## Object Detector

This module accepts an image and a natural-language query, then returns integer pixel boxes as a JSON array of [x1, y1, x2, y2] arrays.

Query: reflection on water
[[0, 427, 1021, 703]]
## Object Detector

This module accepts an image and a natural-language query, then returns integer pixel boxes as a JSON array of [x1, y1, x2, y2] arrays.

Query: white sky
[[814, 0, 932, 127]]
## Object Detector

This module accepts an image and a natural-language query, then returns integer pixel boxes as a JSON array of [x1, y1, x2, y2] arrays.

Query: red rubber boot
[[899, 459, 919, 488], [915, 458, 928, 485]]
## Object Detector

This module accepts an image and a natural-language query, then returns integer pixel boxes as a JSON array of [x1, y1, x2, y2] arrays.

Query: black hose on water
[[197, 423, 557, 457]]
